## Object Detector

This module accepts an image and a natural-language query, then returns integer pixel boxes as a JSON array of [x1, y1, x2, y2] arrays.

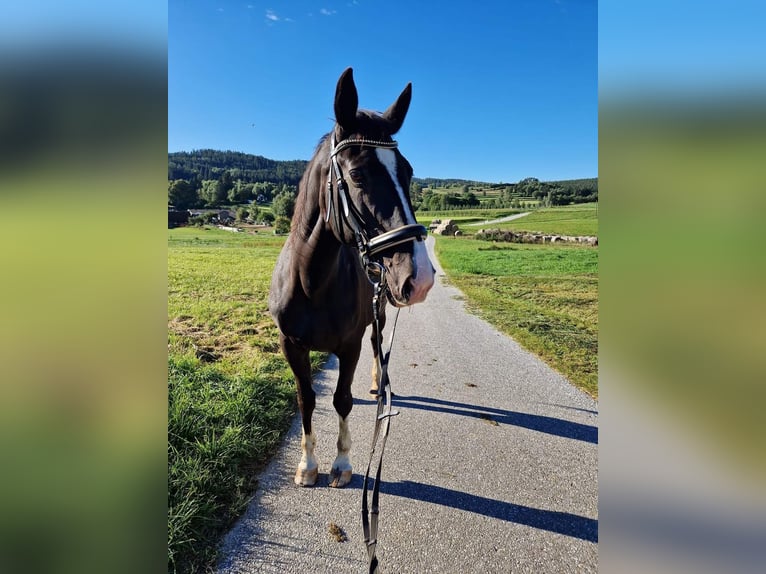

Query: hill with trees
[[168, 149, 596, 211], [169, 150, 307, 186]]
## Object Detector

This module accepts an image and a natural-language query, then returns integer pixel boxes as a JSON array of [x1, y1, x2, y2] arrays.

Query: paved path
[[465, 211, 531, 227], [218, 237, 598, 573]]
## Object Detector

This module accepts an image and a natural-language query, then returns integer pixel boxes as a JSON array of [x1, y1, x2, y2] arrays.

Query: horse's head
[[321, 67, 435, 307]]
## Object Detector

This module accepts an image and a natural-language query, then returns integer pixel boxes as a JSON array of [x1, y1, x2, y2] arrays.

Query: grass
[[479, 203, 598, 236], [168, 356, 294, 573], [435, 237, 598, 397], [168, 226, 324, 573], [168, 228, 284, 369]]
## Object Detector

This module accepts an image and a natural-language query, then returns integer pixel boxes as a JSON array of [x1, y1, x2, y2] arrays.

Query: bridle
[[325, 133, 427, 272], [325, 133, 424, 573]]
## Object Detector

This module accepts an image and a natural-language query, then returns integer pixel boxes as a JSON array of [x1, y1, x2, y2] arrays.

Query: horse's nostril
[[401, 277, 414, 302]]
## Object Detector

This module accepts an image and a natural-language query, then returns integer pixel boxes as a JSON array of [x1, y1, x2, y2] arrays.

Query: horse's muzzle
[[389, 245, 435, 307]]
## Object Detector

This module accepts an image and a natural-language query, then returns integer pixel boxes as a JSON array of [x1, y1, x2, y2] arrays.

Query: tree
[[199, 179, 226, 207], [228, 180, 253, 204], [272, 190, 296, 219], [217, 171, 234, 202], [462, 191, 479, 207], [247, 203, 261, 222], [168, 179, 199, 210], [273, 216, 291, 235]]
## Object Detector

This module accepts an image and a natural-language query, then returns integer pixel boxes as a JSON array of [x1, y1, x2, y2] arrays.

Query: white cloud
[[266, 10, 279, 21], [320, 8, 337, 16]]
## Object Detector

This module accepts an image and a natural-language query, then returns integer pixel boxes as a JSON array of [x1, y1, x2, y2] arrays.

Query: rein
[[361, 263, 400, 574], [324, 134, 423, 573]]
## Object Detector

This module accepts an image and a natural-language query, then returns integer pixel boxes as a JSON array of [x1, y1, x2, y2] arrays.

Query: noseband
[[325, 134, 427, 273]]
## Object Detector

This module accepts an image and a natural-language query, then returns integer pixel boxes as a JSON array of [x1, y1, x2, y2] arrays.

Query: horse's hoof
[[294, 467, 318, 487], [328, 468, 353, 488]]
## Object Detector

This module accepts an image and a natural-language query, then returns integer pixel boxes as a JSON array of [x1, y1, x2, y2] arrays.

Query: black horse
[[269, 68, 435, 487]]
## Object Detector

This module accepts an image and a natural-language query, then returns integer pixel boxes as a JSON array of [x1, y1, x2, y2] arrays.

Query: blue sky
[[169, 1, 597, 183]]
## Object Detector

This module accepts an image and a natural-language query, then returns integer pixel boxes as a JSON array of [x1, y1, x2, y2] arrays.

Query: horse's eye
[[348, 169, 364, 186]]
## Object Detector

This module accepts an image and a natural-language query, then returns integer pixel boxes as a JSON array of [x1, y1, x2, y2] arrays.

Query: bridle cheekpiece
[[325, 134, 427, 279]]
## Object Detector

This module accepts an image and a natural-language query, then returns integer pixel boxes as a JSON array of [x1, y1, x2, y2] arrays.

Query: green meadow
[[435, 234, 598, 397], [482, 203, 598, 236]]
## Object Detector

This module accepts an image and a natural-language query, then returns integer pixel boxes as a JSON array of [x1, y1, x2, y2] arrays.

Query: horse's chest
[[276, 287, 372, 352]]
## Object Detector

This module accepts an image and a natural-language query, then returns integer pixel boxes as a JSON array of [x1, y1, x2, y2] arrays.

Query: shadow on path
[[338, 474, 597, 543], [354, 394, 597, 444], [382, 480, 598, 543]]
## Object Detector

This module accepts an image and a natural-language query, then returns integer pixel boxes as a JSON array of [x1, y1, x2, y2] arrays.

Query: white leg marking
[[371, 360, 379, 393], [329, 416, 353, 487], [295, 429, 318, 486], [333, 416, 352, 471]]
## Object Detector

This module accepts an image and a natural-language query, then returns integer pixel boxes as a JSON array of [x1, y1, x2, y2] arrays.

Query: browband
[[331, 138, 398, 157]]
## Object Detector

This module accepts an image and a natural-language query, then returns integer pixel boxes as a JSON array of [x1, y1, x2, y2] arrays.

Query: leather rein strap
[[324, 134, 423, 572], [362, 269, 400, 574]]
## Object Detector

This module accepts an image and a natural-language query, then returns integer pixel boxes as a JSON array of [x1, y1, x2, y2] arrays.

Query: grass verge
[[168, 355, 295, 573], [168, 227, 323, 573], [435, 238, 598, 397]]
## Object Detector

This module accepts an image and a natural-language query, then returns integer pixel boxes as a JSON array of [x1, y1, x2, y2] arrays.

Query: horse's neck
[[293, 171, 353, 298]]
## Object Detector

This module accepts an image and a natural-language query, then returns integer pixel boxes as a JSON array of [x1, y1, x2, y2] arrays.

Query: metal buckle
[[365, 261, 385, 285]]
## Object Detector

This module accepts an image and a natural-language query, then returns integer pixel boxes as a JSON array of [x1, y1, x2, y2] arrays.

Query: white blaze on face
[[375, 148, 435, 303]]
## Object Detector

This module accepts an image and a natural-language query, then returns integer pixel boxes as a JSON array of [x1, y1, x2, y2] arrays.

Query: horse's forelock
[[353, 109, 397, 140], [329, 109, 397, 143]]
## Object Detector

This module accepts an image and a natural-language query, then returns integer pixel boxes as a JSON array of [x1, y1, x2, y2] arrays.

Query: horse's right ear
[[334, 67, 358, 133]]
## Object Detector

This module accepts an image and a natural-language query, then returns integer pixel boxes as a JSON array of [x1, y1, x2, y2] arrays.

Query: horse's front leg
[[329, 339, 362, 488], [280, 334, 318, 487]]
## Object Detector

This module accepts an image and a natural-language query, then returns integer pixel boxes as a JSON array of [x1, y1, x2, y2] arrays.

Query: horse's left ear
[[334, 67, 358, 133], [382, 82, 412, 135]]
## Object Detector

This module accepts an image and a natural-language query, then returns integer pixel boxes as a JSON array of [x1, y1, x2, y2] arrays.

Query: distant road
[[465, 211, 531, 227], [218, 236, 598, 573]]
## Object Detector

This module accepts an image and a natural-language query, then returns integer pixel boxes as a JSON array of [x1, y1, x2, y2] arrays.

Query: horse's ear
[[382, 82, 412, 135], [334, 67, 358, 133]]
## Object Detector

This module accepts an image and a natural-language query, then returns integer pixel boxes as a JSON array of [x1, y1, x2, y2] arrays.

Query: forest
[[168, 150, 597, 210], [168, 149, 308, 186]]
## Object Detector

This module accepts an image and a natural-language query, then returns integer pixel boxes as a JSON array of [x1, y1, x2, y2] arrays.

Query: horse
[[268, 68, 435, 488]]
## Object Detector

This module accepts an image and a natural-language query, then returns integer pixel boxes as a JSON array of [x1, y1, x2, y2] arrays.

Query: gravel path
[[218, 236, 598, 573]]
